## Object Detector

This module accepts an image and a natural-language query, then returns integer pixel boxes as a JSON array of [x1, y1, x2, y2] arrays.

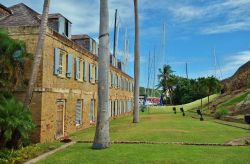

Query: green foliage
[[214, 108, 228, 119], [220, 91, 250, 108], [139, 87, 161, 97], [172, 76, 221, 105], [157, 64, 221, 105], [0, 28, 31, 91], [0, 142, 62, 164], [0, 95, 34, 149]]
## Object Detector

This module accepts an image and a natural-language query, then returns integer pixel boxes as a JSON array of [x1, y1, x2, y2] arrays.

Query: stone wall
[[6, 26, 133, 143]]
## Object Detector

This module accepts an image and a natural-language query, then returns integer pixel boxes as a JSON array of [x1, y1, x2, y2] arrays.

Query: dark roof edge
[[0, 3, 12, 14]]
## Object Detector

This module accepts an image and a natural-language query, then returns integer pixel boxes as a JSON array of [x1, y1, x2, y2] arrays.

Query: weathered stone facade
[[1, 3, 134, 143]]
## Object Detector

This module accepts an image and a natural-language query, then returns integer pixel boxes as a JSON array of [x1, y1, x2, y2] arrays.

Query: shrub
[[0, 96, 34, 149], [214, 108, 228, 119]]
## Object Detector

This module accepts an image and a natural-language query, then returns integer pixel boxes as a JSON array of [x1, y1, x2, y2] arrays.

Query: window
[[66, 54, 73, 78], [111, 73, 114, 87], [90, 99, 95, 123], [95, 65, 98, 82], [83, 61, 88, 81], [89, 63, 95, 83], [76, 100, 83, 126], [54, 48, 66, 77], [117, 76, 120, 89], [75, 57, 80, 80], [58, 16, 71, 38]]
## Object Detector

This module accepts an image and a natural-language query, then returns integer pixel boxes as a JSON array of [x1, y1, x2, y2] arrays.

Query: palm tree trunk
[[133, 0, 140, 123], [92, 0, 110, 149], [24, 0, 50, 109]]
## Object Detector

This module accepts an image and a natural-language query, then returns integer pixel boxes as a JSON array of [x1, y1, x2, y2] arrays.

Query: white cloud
[[222, 50, 250, 73], [201, 20, 250, 34]]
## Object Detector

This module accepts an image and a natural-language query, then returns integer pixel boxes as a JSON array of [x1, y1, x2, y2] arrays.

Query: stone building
[[0, 3, 134, 143]]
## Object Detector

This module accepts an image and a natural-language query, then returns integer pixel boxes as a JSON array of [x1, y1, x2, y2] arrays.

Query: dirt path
[[225, 137, 250, 146]]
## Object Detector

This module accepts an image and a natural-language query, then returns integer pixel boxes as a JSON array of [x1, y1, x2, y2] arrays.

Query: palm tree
[[92, 0, 110, 149], [0, 29, 31, 92], [24, 0, 50, 109], [0, 96, 34, 149], [133, 0, 140, 123], [157, 64, 174, 105]]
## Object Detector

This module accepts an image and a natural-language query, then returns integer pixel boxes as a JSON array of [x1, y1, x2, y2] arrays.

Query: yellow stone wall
[[6, 26, 133, 143]]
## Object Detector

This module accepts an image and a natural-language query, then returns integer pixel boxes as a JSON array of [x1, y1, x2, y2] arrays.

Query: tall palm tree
[[92, 0, 110, 149], [24, 0, 50, 108], [133, 0, 140, 123], [157, 64, 174, 105]]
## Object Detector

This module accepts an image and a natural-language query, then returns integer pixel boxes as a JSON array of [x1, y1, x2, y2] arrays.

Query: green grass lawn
[[36, 97, 250, 164], [217, 90, 250, 111], [71, 109, 248, 144], [38, 143, 250, 164]]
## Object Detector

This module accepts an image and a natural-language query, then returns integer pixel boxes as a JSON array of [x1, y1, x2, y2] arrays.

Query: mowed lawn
[[38, 144, 250, 164], [38, 102, 250, 164], [71, 109, 248, 144]]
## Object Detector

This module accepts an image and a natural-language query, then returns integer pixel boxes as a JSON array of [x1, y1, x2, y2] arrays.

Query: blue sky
[[1, 0, 250, 88]]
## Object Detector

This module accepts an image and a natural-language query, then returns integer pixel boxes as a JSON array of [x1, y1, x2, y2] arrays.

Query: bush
[[0, 96, 34, 149], [214, 108, 228, 119]]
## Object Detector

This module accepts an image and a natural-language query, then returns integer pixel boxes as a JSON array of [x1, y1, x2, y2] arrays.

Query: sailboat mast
[[113, 9, 118, 58], [213, 48, 217, 78], [153, 47, 156, 97], [124, 27, 128, 72], [146, 50, 151, 96]]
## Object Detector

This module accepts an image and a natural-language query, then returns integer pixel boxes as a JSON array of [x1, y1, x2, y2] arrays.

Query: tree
[[92, 0, 110, 149], [24, 0, 50, 109], [133, 0, 140, 123], [206, 76, 221, 109], [0, 29, 31, 92], [196, 77, 208, 109], [157, 65, 175, 105], [0, 96, 34, 149]]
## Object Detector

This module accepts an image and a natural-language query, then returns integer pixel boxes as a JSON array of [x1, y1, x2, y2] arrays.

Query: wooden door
[[56, 100, 65, 138]]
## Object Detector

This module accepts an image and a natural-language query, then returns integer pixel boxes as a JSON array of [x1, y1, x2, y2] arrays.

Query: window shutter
[[76, 100, 82, 125], [89, 63, 93, 82], [75, 58, 79, 80], [111, 73, 113, 87], [66, 54, 72, 78], [114, 74, 116, 88], [68, 22, 71, 39], [95, 65, 98, 81], [54, 48, 60, 75], [83, 61, 88, 81], [58, 16, 65, 35], [118, 76, 120, 88]]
